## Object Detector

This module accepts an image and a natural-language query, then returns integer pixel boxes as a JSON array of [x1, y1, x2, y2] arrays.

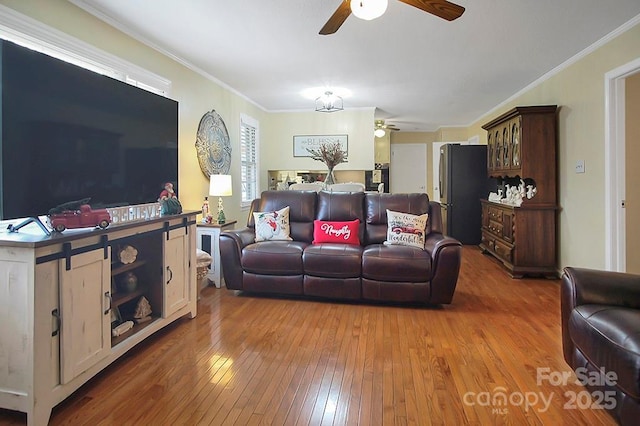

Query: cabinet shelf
[[111, 317, 159, 347], [112, 288, 145, 307], [111, 259, 147, 276]]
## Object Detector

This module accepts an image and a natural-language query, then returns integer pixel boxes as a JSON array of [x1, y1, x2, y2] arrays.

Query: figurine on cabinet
[[158, 181, 182, 215], [158, 182, 177, 201]]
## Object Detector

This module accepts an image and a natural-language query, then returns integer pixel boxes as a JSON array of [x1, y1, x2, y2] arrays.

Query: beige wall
[[262, 108, 375, 190], [626, 72, 640, 273], [467, 23, 640, 270]]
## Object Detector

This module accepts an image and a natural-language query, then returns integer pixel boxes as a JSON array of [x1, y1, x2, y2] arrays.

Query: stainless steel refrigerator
[[439, 144, 494, 244]]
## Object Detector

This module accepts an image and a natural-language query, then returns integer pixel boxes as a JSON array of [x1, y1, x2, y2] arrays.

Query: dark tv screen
[[1, 39, 178, 219]]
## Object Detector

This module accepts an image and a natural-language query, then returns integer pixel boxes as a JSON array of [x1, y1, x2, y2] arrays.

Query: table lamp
[[209, 174, 232, 224]]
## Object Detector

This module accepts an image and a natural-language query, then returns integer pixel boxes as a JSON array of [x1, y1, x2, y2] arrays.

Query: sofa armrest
[[219, 227, 256, 290], [560, 267, 640, 365], [424, 233, 462, 304]]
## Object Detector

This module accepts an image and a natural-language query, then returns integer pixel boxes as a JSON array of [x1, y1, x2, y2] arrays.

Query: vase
[[325, 167, 336, 185]]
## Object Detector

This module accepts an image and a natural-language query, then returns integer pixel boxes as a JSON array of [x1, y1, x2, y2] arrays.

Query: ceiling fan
[[374, 119, 399, 137], [320, 0, 465, 35]]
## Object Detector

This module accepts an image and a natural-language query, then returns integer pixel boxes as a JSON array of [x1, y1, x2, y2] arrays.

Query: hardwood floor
[[0, 246, 615, 425]]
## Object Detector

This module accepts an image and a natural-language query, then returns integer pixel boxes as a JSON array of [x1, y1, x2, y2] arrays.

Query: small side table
[[196, 220, 237, 288]]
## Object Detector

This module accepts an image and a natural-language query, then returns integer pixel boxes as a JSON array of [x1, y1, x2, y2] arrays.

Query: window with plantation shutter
[[240, 114, 259, 206]]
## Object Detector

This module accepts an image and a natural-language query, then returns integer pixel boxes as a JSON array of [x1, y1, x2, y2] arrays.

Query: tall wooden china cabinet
[[479, 105, 559, 278]]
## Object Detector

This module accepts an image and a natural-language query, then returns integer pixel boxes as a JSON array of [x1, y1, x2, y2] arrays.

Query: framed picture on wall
[[293, 135, 348, 157]]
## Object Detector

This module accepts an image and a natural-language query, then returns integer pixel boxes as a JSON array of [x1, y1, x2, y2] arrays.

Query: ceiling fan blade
[[320, 1, 352, 35], [398, 0, 465, 21]]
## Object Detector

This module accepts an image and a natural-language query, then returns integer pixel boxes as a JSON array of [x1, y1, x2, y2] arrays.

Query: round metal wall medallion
[[195, 109, 231, 177]]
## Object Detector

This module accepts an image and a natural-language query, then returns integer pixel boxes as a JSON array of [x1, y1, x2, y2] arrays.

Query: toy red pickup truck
[[48, 204, 111, 232]]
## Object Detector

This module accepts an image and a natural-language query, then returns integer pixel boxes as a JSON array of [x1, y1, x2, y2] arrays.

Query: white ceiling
[[70, 0, 640, 131]]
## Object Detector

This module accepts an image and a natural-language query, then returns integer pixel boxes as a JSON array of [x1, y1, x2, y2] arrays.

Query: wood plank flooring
[[0, 247, 616, 425]]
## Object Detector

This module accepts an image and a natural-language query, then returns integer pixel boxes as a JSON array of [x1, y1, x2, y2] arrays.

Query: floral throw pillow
[[313, 219, 360, 245], [253, 206, 292, 242], [384, 209, 428, 250]]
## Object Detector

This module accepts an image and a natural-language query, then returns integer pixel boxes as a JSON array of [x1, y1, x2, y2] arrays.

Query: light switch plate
[[575, 160, 585, 173]]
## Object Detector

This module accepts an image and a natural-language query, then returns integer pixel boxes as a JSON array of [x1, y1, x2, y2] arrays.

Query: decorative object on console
[[307, 140, 348, 186], [254, 206, 292, 242], [111, 320, 134, 337], [209, 174, 233, 224], [133, 296, 153, 324], [195, 109, 232, 178], [158, 182, 177, 201], [384, 209, 428, 249], [117, 245, 138, 265], [313, 219, 360, 245], [46, 199, 111, 232], [119, 272, 138, 293], [159, 181, 183, 215]]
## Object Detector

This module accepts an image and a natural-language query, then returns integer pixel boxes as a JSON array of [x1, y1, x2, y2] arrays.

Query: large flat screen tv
[[1, 39, 178, 220]]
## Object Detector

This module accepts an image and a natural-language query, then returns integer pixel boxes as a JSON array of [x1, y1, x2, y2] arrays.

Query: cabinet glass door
[[511, 118, 521, 169]]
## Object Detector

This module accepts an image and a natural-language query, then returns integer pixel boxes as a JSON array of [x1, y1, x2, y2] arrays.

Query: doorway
[[390, 143, 427, 193], [605, 58, 640, 272]]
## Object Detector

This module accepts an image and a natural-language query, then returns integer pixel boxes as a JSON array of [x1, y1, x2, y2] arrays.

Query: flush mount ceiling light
[[351, 0, 388, 21], [302, 87, 351, 113], [315, 91, 343, 113]]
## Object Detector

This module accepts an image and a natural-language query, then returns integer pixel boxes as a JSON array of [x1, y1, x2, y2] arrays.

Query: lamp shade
[[351, 0, 388, 21], [374, 128, 386, 138], [209, 174, 233, 197]]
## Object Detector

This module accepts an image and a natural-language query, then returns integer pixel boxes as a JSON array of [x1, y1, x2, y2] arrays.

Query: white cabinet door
[[163, 229, 189, 317], [59, 248, 111, 384]]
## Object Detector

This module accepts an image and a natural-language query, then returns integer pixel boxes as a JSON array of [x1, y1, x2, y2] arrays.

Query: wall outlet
[[575, 159, 585, 173]]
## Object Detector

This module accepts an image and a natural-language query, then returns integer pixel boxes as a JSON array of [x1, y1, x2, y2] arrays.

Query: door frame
[[605, 57, 640, 271]]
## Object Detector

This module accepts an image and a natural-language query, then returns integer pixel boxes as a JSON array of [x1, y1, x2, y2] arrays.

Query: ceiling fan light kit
[[320, 0, 465, 35], [351, 0, 388, 21], [374, 128, 386, 138]]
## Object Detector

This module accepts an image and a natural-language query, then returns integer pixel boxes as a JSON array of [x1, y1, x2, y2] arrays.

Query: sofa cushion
[[303, 244, 363, 278], [313, 219, 360, 245], [569, 305, 640, 399], [248, 191, 317, 242], [364, 193, 430, 245], [242, 241, 308, 275], [385, 209, 428, 249], [362, 244, 431, 282], [254, 206, 292, 242], [316, 191, 365, 243]]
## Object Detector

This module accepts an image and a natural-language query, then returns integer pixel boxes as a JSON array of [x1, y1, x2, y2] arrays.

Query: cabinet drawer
[[487, 220, 503, 238], [493, 239, 513, 263], [487, 206, 503, 221]]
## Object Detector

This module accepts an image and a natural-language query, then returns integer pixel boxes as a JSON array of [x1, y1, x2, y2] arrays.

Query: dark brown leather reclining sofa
[[561, 267, 640, 425], [219, 190, 462, 304]]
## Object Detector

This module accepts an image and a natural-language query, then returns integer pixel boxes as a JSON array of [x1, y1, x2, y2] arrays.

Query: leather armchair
[[561, 267, 640, 425]]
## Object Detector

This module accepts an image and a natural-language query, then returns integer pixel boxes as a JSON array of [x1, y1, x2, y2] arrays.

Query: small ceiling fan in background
[[320, 0, 465, 35], [374, 119, 399, 137]]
